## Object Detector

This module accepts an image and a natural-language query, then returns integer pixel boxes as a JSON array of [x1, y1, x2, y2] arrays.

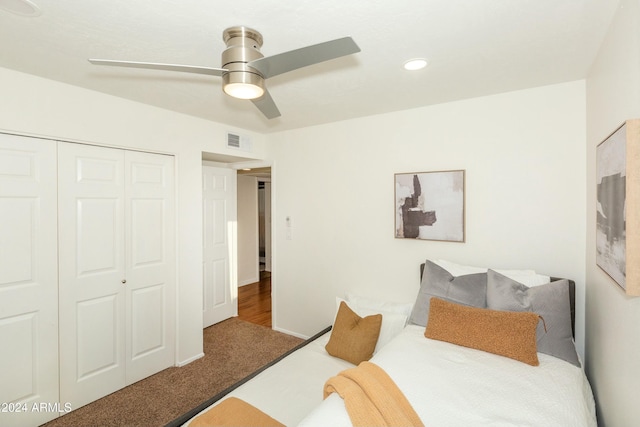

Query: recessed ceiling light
[[403, 58, 428, 71], [0, 0, 41, 16]]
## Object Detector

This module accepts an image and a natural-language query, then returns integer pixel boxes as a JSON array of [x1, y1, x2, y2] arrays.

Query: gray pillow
[[486, 269, 580, 367], [409, 260, 486, 326]]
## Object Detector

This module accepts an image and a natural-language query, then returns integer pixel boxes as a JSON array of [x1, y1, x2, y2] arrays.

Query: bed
[[300, 324, 595, 426], [171, 259, 596, 427]]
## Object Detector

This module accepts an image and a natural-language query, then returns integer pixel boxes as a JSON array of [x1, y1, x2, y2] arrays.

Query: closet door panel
[[76, 295, 119, 378], [0, 134, 59, 427], [76, 198, 120, 275], [125, 150, 175, 383], [58, 143, 126, 410]]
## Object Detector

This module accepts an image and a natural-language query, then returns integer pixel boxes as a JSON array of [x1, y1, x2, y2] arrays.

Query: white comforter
[[299, 325, 597, 427], [184, 332, 353, 427]]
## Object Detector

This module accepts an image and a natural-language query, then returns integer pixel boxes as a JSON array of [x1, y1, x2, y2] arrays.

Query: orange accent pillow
[[189, 397, 285, 427], [325, 301, 382, 365], [425, 297, 540, 366]]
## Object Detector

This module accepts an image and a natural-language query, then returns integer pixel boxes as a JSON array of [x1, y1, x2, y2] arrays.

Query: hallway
[[237, 271, 272, 327]]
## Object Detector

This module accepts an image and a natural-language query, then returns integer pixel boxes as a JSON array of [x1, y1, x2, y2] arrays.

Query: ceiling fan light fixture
[[224, 82, 264, 100], [223, 69, 265, 100], [224, 83, 264, 99], [221, 27, 266, 100]]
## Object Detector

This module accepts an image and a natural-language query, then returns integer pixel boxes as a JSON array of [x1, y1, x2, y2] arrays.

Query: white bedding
[[299, 325, 597, 427], [183, 331, 352, 427]]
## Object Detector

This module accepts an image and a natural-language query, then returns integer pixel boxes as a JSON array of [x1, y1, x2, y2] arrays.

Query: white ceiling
[[0, 0, 620, 134]]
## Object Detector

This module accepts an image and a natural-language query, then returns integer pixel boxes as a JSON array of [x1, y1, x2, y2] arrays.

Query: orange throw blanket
[[324, 361, 424, 427], [189, 397, 285, 427]]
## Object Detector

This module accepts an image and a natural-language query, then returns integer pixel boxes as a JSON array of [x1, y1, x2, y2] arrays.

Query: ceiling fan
[[89, 26, 360, 119]]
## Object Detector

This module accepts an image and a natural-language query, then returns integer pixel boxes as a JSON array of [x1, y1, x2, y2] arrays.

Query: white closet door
[[58, 143, 127, 409], [58, 143, 176, 409], [124, 150, 175, 383], [202, 166, 237, 327], [0, 134, 59, 427]]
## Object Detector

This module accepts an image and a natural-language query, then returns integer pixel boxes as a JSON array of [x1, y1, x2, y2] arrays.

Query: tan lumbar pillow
[[325, 301, 382, 365], [190, 397, 285, 427], [425, 297, 540, 366]]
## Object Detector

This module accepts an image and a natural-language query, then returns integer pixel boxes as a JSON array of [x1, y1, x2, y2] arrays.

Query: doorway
[[237, 167, 272, 326]]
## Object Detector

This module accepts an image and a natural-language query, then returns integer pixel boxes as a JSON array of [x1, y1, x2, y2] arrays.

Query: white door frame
[[200, 159, 276, 330], [257, 178, 272, 273]]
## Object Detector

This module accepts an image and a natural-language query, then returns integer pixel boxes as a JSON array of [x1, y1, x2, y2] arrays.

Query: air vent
[[226, 132, 252, 152], [227, 133, 241, 148]]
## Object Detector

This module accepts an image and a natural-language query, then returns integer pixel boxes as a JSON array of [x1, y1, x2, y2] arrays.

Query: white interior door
[[124, 150, 175, 383], [58, 143, 127, 409], [202, 165, 237, 327], [0, 134, 59, 427]]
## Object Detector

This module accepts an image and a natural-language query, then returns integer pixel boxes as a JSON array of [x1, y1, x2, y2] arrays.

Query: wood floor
[[237, 271, 272, 327]]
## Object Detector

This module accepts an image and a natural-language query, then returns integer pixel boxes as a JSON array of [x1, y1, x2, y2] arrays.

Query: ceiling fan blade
[[88, 59, 227, 77], [251, 89, 281, 119], [248, 37, 360, 79]]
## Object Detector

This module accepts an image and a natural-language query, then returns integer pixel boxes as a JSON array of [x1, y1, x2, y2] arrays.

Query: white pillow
[[345, 292, 413, 317], [494, 271, 551, 287], [432, 259, 550, 287], [432, 259, 486, 276]]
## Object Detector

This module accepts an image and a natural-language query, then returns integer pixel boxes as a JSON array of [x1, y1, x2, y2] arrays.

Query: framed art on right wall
[[596, 119, 640, 296]]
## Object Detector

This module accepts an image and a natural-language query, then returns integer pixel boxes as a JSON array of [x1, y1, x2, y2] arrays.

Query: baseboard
[[238, 276, 259, 287], [176, 352, 204, 367], [272, 326, 309, 340]]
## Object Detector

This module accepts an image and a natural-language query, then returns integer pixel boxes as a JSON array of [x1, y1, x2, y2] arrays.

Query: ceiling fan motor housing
[[222, 26, 265, 92]]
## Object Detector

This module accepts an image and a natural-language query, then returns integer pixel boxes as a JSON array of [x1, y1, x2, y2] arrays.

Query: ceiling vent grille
[[227, 133, 241, 148], [226, 132, 252, 152]]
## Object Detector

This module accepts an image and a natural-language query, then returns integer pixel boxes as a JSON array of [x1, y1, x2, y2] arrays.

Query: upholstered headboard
[[419, 263, 576, 338]]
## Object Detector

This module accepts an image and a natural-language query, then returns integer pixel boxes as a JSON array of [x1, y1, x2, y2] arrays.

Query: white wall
[[238, 175, 260, 286], [0, 67, 267, 365], [585, 0, 640, 425], [268, 81, 587, 356]]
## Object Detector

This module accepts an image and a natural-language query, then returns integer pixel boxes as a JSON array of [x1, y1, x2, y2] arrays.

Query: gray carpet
[[42, 318, 303, 427]]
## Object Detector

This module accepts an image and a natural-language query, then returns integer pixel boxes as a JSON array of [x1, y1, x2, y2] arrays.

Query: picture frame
[[395, 170, 465, 242], [596, 119, 640, 295]]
